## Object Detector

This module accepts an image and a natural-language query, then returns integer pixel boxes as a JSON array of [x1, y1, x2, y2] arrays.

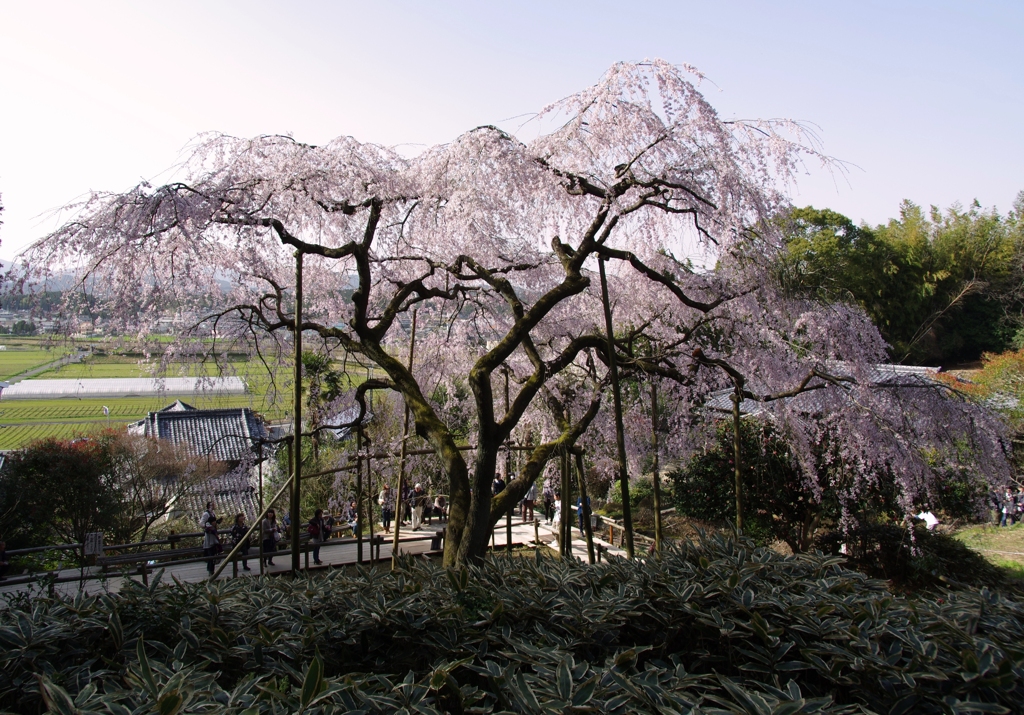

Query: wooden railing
[[0, 530, 443, 592]]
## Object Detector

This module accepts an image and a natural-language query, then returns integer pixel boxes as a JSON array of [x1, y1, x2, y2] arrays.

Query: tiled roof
[[704, 362, 941, 417], [128, 403, 268, 463], [325, 404, 374, 440], [177, 469, 259, 523]]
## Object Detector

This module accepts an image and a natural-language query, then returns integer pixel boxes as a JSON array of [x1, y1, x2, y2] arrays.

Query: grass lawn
[[954, 522, 1024, 577]]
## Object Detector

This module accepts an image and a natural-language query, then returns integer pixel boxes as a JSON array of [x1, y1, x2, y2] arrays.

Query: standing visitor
[[379, 484, 395, 534], [492, 474, 505, 496], [1001, 490, 1016, 527], [230, 513, 251, 571], [200, 502, 221, 575], [262, 509, 280, 566], [345, 499, 359, 534], [522, 482, 537, 522], [401, 485, 413, 525], [543, 482, 555, 524], [411, 483, 427, 531], [552, 496, 562, 545], [308, 509, 327, 565], [577, 495, 591, 535]]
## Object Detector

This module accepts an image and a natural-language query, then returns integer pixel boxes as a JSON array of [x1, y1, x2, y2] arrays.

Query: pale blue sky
[[0, 1, 1020, 258]]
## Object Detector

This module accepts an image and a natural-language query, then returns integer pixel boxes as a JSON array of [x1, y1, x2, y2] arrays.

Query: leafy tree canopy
[[781, 195, 1024, 365]]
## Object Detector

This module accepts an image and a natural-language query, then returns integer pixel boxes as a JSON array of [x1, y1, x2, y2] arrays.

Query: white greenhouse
[[0, 376, 247, 400]]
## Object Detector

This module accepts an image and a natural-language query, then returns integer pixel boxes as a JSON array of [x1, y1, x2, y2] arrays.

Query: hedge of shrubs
[[2, 533, 1022, 713]]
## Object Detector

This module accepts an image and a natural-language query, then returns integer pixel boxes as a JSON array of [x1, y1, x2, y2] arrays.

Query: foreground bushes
[[2, 534, 1023, 713]]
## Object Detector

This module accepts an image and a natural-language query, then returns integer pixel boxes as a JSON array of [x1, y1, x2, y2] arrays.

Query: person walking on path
[[543, 482, 555, 524], [308, 509, 327, 565], [262, 509, 280, 566], [230, 513, 251, 571], [522, 482, 537, 522], [379, 484, 395, 534], [200, 502, 221, 575], [410, 483, 428, 531]]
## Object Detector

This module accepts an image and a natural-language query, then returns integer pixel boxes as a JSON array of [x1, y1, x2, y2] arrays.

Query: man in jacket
[[411, 484, 428, 531]]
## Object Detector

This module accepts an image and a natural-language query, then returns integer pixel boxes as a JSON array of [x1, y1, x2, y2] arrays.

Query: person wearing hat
[[411, 483, 428, 531]]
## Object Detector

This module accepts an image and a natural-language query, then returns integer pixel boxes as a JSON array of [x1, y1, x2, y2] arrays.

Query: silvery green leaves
[[3, 534, 1023, 713]]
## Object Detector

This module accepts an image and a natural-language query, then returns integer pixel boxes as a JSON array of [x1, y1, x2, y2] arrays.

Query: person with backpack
[[200, 502, 221, 575], [543, 482, 555, 524], [230, 513, 252, 571], [308, 509, 328, 565]]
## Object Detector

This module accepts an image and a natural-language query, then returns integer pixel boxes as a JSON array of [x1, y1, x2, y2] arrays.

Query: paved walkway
[[0, 518, 626, 602]]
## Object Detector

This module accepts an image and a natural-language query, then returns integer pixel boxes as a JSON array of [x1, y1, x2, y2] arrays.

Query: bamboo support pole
[[392, 309, 417, 569], [598, 257, 634, 558], [651, 378, 664, 555], [290, 250, 303, 574], [575, 451, 595, 564]]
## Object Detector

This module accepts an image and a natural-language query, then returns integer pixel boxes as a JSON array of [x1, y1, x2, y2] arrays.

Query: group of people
[[492, 475, 590, 534], [199, 502, 347, 573], [997, 488, 1024, 527], [377, 483, 448, 534]]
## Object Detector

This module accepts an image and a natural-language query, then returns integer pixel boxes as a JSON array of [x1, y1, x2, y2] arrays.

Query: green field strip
[[0, 348, 74, 380]]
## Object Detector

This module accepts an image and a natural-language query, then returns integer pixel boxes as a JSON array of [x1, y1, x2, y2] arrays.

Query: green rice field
[[0, 395, 289, 450], [0, 343, 73, 380], [0, 347, 296, 450]]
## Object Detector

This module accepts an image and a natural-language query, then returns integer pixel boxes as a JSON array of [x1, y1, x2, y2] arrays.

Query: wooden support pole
[[367, 435, 374, 565], [290, 250, 303, 574], [651, 378, 664, 555], [392, 308, 417, 570], [598, 257, 634, 558], [575, 451, 595, 564], [356, 426, 364, 564], [561, 450, 572, 559], [731, 385, 744, 532], [504, 369, 512, 555]]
